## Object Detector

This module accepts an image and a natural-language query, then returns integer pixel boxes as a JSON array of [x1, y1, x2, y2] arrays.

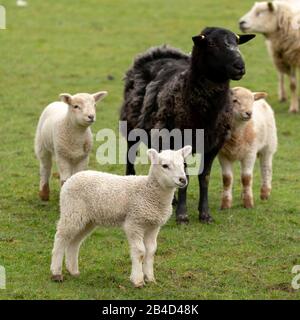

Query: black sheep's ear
[[237, 34, 256, 45], [192, 35, 206, 46]]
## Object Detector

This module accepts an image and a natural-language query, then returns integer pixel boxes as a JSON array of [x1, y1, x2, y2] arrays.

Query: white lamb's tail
[[34, 113, 44, 158]]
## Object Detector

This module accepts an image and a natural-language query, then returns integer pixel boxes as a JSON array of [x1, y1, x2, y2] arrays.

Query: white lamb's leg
[[38, 151, 52, 201], [241, 156, 256, 209], [65, 223, 95, 276], [259, 150, 273, 201], [219, 156, 234, 209], [143, 226, 160, 283], [289, 68, 299, 113], [278, 72, 286, 103], [51, 231, 70, 282], [56, 157, 73, 186], [124, 224, 145, 288], [72, 157, 89, 175], [51, 217, 84, 282]]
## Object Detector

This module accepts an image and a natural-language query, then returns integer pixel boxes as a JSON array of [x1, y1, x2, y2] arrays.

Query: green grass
[[0, 0, 300, 300]]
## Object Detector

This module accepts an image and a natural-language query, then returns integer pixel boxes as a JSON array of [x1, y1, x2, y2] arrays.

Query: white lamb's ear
[[147, 149, 159, 164], [60, 93, 73, 105], [93, 91, 108, 103], [180, 145, 192, 159], [253, 92, 268, 101]]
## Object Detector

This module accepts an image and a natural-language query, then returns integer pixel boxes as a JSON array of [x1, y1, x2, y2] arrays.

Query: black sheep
[[120, 27, 255, 223]]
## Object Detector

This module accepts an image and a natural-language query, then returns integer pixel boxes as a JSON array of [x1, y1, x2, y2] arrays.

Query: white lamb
[[50, 146, 192, 288], [240, 1, 300, 112], [218, 87, 278, 209], [35, 91, 107, 201]]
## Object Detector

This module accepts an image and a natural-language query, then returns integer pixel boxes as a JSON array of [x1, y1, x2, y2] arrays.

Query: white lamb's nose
[[179, 177, 187, 185], [239, 20, 247, 31]]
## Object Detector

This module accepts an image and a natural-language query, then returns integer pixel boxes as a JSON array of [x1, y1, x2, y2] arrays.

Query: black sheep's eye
[[224, 39, 231, 48], [162, 164, 169, 169], [73, 105, 80, 109]]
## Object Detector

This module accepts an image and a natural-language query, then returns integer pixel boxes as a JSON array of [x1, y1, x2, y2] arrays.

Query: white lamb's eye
[[73, 105, 80, 109], [162, 164, 169, 169]]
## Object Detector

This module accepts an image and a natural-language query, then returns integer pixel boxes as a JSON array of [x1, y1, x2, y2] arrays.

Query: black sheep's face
[[192, 28, 255, 82]]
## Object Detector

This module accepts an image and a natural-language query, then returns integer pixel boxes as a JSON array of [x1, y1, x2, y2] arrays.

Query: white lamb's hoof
[[289, 108, 299, 114], [16, 0, 28, 7], [133, 281, 145, 288], [131, 277, 145, 288], [67, 270, 80, 277], [279, 97, 287, 103], [51, 274, 64, 282], [144, 275, 156, 284]]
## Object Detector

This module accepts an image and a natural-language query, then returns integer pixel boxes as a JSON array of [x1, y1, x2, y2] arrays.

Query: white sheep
[[240, 1, 300, 112], [274, 0, 300, 100], [50, 146, 192, 288], [277, 0, 300, 10], [218, 87, 278, 209], [34, 91, 107, 201]]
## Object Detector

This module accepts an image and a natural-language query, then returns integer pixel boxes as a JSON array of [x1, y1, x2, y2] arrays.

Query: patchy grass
[[0, 0, 300, 300]]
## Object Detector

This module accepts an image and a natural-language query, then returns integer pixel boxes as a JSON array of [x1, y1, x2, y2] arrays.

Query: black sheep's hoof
[[199, 213, 214, 224], [176, 214, 189, 225]]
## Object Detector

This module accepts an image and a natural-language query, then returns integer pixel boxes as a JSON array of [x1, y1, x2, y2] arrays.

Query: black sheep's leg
[[198, 150, 218, 223], [126, 140, 138, 176], [176, 163, 189, 224], [172, 193, 178, 207]]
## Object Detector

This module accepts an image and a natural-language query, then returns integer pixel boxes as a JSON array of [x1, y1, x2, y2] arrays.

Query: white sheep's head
[[147, 146, 192, 189], [60, 91, 108, 127], [231, 87, 268, 124], [239, 2, 279, 34]]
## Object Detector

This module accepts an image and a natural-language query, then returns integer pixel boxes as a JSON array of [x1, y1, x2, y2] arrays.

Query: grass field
[[0, 0, 300, 300]]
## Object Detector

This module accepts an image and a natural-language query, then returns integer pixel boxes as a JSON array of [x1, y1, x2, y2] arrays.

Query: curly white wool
[[50, 146, 192, 288], [34, 91, 107, 201], [218, 87, 278, 209], [240, 1, 300, 112]]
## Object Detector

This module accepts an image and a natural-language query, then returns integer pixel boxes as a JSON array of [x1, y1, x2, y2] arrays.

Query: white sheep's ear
[[93, 91, 108, 103], [147, 149, 159, 164], [180, 145, 192, 159], [60, 93, 73, 105], [253, 92, 268, 101], [268, 2, 275, 12]]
